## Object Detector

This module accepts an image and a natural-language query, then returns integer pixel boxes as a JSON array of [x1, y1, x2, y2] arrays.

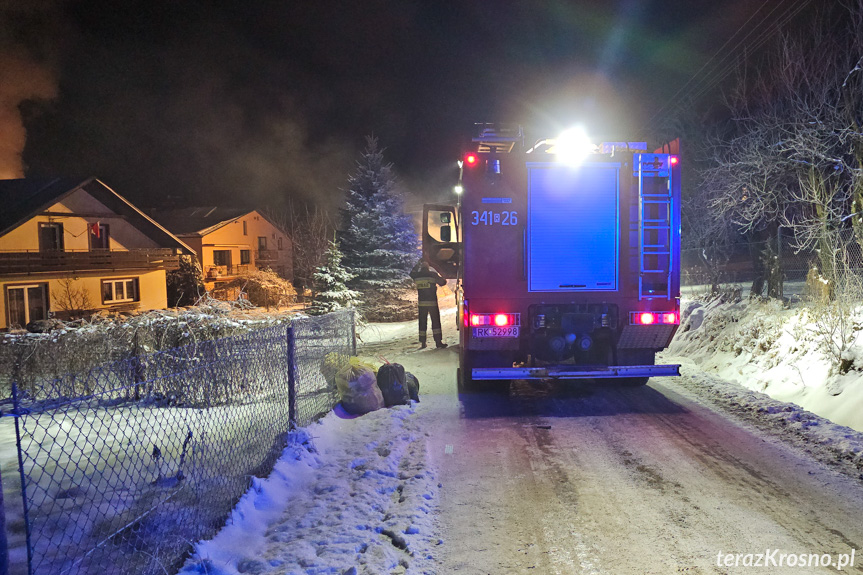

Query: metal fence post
[[0, 452, 7, 575], [11, 384, 33, 575], [350, 309, 357, 356], [286, 325, 297, 428]]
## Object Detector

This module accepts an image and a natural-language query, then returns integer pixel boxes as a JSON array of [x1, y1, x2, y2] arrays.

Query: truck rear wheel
[[616, 349, 655, 387], [458, 351, 510, 395], [457, 350, 480, 394]]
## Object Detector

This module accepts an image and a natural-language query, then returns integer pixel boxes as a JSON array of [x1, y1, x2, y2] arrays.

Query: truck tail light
[[670, 156, 679, 165], [630, 311, 678, 325], [465, 153, 479, 166], [469, 313, 520, 327]]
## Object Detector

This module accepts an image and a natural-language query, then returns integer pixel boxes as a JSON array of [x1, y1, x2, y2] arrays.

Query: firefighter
[[410, 260, 448, 349]]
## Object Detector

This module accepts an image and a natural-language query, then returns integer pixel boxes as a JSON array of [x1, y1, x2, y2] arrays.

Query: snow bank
[[179, 404, 439, 575], [669, 364, 863, 477], [668, 296, 863, 433]]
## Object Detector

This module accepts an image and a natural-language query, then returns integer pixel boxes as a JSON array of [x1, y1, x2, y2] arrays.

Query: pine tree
[[339, 136, 419, 297], [309, 241, 361, 315]]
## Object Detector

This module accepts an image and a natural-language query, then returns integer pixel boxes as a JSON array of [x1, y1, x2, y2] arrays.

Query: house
[[153, 207, 293, 291], [0, 178, 193, 330]]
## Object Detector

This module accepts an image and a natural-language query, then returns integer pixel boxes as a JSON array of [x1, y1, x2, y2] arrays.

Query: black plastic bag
[[377, 363, 410, 407], [405, 372, 420, 403]]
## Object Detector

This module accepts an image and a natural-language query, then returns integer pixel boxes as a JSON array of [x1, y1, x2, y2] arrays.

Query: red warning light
[[639, 312, 656, 325], [494, 313, 509, 327], [663, 312, 678, 324], [470, 314, 481, 326], [669, 156, 679, 165], [465, 153, 478, 166]]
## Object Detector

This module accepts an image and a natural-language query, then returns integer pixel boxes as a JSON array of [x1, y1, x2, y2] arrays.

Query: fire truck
[[422, 125, 682, 392]]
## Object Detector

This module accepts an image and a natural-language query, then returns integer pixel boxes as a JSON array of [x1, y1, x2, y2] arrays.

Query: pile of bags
[[335, 357, 420, 416]]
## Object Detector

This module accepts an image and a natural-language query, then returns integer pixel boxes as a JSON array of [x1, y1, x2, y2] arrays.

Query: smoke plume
[[0, 1, 59, 179]]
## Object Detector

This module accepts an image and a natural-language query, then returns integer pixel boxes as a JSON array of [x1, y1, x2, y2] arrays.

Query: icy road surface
[[360, 312, 863, 574]]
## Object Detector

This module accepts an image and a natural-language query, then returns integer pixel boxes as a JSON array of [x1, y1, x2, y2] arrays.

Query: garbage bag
[[320, 351, 344, 388], [405, 372, 420, 403], [336, 357, 383, 415], [377, 363, 410, 407]]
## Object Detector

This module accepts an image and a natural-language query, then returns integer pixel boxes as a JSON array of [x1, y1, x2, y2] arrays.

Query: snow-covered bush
[[166, 254, 205, 307], [807, 273, 863, 374], [214, 268, 297, 310]]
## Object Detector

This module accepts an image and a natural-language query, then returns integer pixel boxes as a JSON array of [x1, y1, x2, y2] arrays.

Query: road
[[359, 315, 863, 574]]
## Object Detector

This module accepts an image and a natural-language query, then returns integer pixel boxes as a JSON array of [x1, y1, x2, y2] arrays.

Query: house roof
[[153, 207, 290, 239], [150, 206, 251, 236], [0, 177, 195, 254]]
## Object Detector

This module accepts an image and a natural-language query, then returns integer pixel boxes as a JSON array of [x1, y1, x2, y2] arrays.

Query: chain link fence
[[681, 230, 863, 300], [4, 309, 354, 575]]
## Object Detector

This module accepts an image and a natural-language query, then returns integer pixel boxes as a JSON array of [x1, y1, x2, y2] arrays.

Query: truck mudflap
[[471, 364, 681, 381]]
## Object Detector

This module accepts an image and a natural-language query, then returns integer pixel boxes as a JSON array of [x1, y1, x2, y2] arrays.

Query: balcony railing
[[0, 249, 181, 275], [204, 264, 251, 279], [255, 249, 282, 261]]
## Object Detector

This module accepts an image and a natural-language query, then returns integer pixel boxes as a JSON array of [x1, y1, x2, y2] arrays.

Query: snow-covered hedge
[[1, 303, 298, 397]]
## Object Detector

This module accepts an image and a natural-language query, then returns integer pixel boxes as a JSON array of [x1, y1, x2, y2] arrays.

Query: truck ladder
[[636, 154, 674, 300]]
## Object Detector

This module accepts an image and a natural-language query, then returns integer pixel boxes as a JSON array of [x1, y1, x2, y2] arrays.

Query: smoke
[[0, 1, 59, 179]]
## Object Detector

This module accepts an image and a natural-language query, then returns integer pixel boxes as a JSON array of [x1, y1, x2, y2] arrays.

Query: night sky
[[1, 0, 807, 214]]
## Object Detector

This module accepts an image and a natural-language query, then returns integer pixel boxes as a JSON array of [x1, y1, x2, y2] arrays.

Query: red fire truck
[[423, 125, 682, 392]]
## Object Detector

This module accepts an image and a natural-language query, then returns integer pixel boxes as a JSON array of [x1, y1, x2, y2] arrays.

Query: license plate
[[473, 326, 520, 338]]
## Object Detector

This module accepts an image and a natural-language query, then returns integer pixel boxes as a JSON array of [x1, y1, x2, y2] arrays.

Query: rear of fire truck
[[423, 125, 682, 393]]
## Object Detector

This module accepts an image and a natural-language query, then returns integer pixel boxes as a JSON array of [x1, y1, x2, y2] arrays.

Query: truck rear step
[[471, 364, 680, 381]]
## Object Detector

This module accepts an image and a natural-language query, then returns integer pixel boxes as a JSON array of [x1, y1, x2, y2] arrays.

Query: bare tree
[[701, 2, 863, 298], [52, 276, 93, 319], [266, 201, 333, 295]]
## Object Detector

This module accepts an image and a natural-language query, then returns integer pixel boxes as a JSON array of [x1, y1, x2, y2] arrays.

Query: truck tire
[[458, 351, 509, 395], [458, 350, 479, 394], [616, 349, 654, 387]]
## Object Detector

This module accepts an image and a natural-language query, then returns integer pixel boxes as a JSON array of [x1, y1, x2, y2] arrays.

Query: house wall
[[0, 189, 160, 251], [187, 211, 293, 284], [0, 269, 168, 330]]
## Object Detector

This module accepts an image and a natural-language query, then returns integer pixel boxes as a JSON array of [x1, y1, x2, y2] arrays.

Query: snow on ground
[[178, 403, 440, 575], [668, 295, 863, 433]]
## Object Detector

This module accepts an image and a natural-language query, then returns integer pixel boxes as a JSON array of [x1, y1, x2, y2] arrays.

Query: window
[[240, 250, 250, 265], [89, 223, 110, 250], [6, 284, 48, 328], [278, 236, 283, 250], [243, 221, 247, 236], [39, 223, 64, 251], [258, 236, 267, 251], [213, 250, 232, 267], [102, 278, 139, 304]]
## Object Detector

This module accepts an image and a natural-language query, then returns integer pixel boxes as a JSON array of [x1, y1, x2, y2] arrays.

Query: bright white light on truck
[[454, 184, 463, 194], [494, 314, 508, 326], [639, 312, 656, 325], [553, 127, 596, 166]]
